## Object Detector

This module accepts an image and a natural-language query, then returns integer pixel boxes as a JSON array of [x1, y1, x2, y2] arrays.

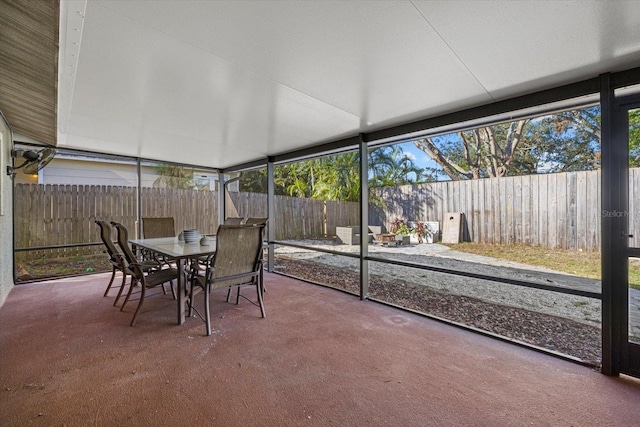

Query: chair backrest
[[244, 218, 268, 243], [244, 217, 268, 225], [207, 224, 265, 290], [110, 221, 137, 265], [224, 217, 244, 225], [95, 220, 120, 258], [142, 217, 175, 238]]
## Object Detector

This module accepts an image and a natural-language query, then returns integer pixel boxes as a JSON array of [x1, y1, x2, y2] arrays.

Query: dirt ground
[[275, 257, 601, 365]]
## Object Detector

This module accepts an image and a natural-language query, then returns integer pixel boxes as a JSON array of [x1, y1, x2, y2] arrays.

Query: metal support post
[[359, 134, 369, 300]]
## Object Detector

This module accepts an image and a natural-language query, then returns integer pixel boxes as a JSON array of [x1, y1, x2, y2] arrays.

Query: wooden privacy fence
[[14, 168, 639, 260], [371, 168, 640, 251], [228, 192, 360, 239], [14, 185, 220, 260], [13, 185, 360, 260]]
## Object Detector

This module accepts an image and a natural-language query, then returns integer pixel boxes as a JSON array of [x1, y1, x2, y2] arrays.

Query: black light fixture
[[6, 147, 57, 179]]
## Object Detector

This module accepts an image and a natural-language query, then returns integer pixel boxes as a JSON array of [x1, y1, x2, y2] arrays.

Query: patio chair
[[142, 217, 175, 238], [188, 224, 266, 336], [125, 262, 179, 326], [224, 217, 244, 225], [244, 218, 268, 292], [110, 221, 176, 305], [94, 220, 129, 306], [141, 217, 176, 266]]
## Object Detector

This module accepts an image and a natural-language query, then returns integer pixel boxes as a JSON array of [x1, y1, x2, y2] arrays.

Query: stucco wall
[[0, 115, 14, 307]]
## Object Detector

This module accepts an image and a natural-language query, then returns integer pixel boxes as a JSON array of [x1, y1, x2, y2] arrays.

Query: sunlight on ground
[[447, 242, 640, 289]]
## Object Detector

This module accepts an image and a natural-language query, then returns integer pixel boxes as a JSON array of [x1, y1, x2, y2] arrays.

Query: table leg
[[177, 258, 186, 324]]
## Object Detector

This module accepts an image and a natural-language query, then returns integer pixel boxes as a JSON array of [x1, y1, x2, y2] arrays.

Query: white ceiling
[[56, 0, 640, 169]]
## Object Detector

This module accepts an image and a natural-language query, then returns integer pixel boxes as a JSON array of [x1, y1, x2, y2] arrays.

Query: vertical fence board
[[517, 176, 525, 245], [530, 174, 539, 247], [14, 184, 28, 262], [506, 176, 515, 245], [556, 173, 567, 249], [43, 185, 53, 255], [522, 175, 531, 245], [576, 171, 587, 251], [51, 185, 60, 255], [466, 178, 475, 241], [494, 178, 503, 244], [587, 170, 600, 251], [539, 175, 549, 248], [483, 179, 492, 244], [567, 172, 578, 251], [475, 178, 483, 243], [33, 184, 42, 258]]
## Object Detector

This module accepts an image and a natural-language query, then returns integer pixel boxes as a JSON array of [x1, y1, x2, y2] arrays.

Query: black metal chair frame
[[110, 221, 176, 308], [243, 218, 268, 293], [124, 262, 179, 326], [94, 220, 128, 306]]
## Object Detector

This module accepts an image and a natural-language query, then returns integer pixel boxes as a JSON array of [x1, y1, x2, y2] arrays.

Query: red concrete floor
[[1, 271, 639, 426]]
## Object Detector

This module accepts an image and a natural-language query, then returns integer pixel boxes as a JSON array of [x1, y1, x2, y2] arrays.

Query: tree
[[153, 165, 202, 189], [528, 106, 639, 169], [312, 152, 361, 201], [240, 105, 634, 198], [368, 145, 426, 187], [528, 106, 601, 173], [239, 145, 424, 202], [239, 169, 268, 194], [413, 119, 530, 180], [411, 105, 613, 180]]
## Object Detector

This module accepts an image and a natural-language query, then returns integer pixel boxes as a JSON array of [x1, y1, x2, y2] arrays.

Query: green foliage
[[153, 165, 203, 189], [308, 153, 361, 201], [272, 154, 361, 201], [238, 107, 640, 196], [368, 146, 426, 187], [239, 169, 268, 194], [390, 218, 412, 235], [531, 106, 601, 173], [240, 146, 424, 203], [414, 105, 615, 179]]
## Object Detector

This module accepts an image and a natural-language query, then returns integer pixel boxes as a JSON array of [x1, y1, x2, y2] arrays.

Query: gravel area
[[274, 241, 602, 366]]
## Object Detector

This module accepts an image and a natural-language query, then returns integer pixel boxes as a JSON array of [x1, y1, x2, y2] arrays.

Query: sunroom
[[1, 1, 640, 424]]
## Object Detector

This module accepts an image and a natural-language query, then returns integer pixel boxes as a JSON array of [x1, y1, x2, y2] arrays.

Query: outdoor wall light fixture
[[6, 147, 57, 179]]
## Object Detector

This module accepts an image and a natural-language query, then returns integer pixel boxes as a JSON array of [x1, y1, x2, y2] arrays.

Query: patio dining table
[[129, 236, 216, 325]]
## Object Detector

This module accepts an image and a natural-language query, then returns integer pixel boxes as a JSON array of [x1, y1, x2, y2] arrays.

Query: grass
[[446, 242, 640, 290]]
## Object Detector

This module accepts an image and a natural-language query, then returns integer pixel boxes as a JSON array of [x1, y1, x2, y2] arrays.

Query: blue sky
[[401, 141, 435, 169], [397, 139, 452, 181]]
